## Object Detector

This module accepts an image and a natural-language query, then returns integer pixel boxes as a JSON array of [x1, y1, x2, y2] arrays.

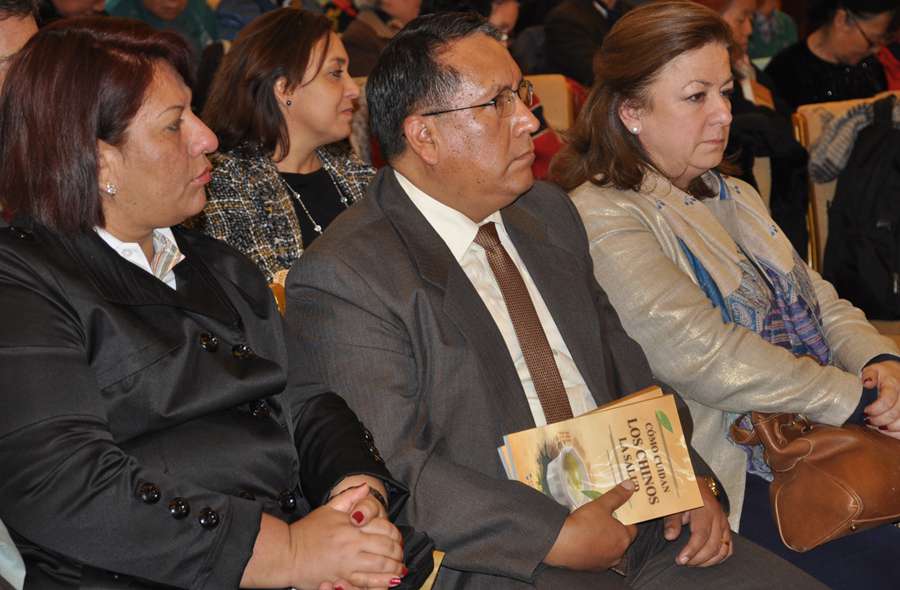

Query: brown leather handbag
[[731, 412, 900, 552]]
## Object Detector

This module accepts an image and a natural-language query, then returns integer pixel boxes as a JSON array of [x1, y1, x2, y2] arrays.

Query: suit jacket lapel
[[374, 169, 536, 435]]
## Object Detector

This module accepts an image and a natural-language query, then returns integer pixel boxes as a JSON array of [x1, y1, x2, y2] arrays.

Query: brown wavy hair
[[550, 1, 734, 197]]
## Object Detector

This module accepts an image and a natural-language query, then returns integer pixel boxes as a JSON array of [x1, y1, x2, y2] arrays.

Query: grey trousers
[[434, 530, 829, 589]]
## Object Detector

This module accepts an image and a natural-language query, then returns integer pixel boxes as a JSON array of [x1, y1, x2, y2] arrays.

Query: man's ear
[[618, 99, 644, 135], [402, 115, 440, 166]]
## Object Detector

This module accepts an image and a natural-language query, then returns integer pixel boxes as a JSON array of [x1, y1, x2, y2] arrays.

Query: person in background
[[489, 0, 517, 43], [0, 0, 36, 86], [747, 0, 798, 64], [0, 16, 427, 589], [38, 0, 105, 24], [214, 0, 278, 40], [342, 0, 420, 77], [544, 0, 623, 87], [0, 0, 38, 227], [106, 0, 218, 56], [765, 0, 895, 110], [553, 2, 900, 588], [194, 8, 371, 283]]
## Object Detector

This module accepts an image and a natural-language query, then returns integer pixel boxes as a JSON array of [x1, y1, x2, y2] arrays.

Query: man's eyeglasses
[[848, 12, 884, 51], [421, 80, 534, 118]]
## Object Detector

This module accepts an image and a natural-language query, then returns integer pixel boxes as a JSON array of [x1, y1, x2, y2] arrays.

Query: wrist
[[240, 514, 296, 589], [697, 475, 728, 514], [329, 474, 390, 510]]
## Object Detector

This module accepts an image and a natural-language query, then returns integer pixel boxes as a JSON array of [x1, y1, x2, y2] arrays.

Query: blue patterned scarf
[[637, 171, 832, 478]]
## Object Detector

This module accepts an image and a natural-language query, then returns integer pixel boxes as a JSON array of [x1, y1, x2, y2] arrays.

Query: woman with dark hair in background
[[194, 7, 372, 283], [0, 17, 426, 589], [553, 2, 900, 587], [765, 0, 896, 110]]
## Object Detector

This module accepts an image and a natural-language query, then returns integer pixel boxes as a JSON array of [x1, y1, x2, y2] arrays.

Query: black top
[[280, 168, 348, 248], [765, 40, 886, 111]]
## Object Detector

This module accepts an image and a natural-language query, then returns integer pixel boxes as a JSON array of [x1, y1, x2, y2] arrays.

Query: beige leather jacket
[[570, 174, 898, 527]]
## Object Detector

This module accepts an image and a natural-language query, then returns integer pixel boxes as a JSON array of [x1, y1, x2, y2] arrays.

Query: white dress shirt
[[396, 171, 595, 427], [95, 227, 183, 290]]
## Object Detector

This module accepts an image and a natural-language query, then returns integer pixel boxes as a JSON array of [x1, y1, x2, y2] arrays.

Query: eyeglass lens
[[498, 82, 534, 117]]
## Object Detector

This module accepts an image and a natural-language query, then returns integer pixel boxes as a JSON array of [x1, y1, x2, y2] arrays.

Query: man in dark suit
[[285, 12, 826, 590], [544, 0, 620, 86]]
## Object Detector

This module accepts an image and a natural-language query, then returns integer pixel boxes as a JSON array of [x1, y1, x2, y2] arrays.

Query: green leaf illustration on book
[[656, 410, 673, 433], [582, 489, 602, 500]]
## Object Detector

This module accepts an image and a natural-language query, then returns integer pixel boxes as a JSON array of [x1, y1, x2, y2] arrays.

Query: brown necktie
[[474, 222, 573, 424]]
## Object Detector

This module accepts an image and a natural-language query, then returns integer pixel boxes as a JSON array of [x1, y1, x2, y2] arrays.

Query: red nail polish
[[389, 578, 401, 587], [352, 511, 364, 523], [401, 566, 409, 577], [879, 425, 890, 430], [335, 586, 344, 590]]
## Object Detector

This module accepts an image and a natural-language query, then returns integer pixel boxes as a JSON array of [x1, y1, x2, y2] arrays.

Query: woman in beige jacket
[[551, 2, 900, 588]]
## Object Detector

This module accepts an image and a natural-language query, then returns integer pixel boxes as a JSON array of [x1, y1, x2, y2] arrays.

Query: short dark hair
[[0, 0, 36, 18], [366, 11, 499, 161], [0, 17, 192, 233], [419, 0, 492, 18], [550, 1, 732, 196], [809, 0, 897, 31], [202, 8, 332, 157]]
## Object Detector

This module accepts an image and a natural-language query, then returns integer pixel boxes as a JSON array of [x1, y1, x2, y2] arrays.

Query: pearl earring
[[631, 127, 639, 134], [104, 182, 118, 196]]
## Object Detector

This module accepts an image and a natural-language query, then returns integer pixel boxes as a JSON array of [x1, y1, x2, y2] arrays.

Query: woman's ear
[[273, 76, 292, 108], [97, 140, 121, 198], [618, 99, 643, 135]]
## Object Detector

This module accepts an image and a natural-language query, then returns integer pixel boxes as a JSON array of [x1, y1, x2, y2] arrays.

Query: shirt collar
[[94, 226, 184, 280], [394, 170, 503, 262]]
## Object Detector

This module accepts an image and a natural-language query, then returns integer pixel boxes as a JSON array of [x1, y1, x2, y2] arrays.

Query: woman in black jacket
[[0, 17, 427, 590]]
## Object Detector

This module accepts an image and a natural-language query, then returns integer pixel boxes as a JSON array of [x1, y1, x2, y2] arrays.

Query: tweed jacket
[[0, 220, 400, 589], [570, 174, 899, 526], [192, 142, 374, 283], [285, 169, 720, 589]]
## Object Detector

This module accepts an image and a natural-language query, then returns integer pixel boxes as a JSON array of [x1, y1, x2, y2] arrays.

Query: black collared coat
[[0, 220, 400, 589]]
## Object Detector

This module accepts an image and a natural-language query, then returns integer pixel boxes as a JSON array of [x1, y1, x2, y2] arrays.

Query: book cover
[[500, 387, 702, 524]]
